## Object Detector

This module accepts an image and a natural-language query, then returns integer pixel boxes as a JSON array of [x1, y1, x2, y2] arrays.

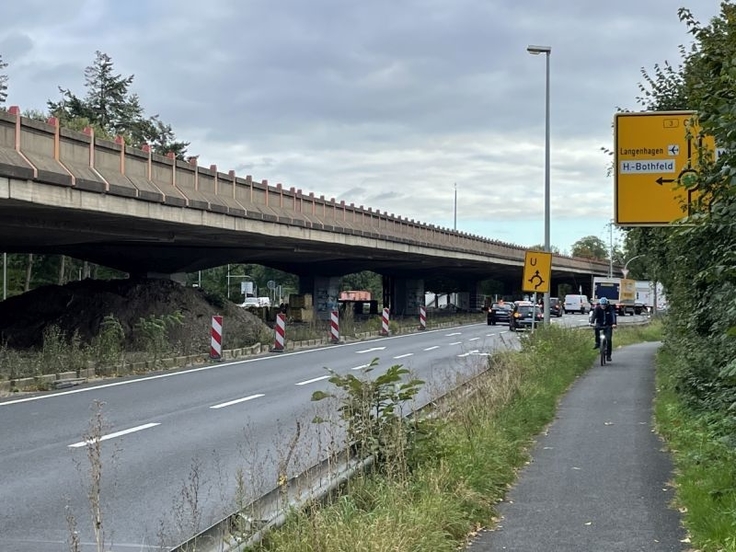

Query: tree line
[[619, 5, 736, 453]]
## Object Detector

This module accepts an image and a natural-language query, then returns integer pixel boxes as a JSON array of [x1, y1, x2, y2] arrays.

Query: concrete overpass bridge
[[0, 107, 614, 314]]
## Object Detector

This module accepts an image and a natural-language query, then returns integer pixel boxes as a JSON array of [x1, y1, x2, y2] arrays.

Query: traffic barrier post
[[418, 305, 427, 330], [272, 312, 286, 352], [210, 315, 223, 360], [381, 308, 390, 336], [330, 310, 340, 343]]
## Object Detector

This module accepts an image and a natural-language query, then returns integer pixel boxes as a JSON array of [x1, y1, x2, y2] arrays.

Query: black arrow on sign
[[656, 177, 676, 186]]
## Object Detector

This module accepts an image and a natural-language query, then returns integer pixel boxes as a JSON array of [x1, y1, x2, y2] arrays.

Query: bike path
[[467, 341, 687, 552]]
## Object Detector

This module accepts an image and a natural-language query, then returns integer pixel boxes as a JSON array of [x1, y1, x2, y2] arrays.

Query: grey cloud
[[0, 33, 34, 62], [1, 0, 87, 27], [0, 0, 720, 243]]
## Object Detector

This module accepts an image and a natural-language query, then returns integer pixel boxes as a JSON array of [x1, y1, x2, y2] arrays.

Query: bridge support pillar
[[392, 278, 424, 316], [299, 275, 340, 321], [459, 280, 484, 312]]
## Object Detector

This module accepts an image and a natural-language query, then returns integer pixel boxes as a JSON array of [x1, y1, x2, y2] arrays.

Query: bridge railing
[[0, 107, 607, 274]]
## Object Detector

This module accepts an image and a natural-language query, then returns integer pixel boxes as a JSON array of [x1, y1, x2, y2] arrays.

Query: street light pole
[[453, 182, 457, 230], [622, 254, 645, 279], [528, 44, 552, 325]]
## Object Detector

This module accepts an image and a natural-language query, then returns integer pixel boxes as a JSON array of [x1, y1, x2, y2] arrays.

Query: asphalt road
[[0, 312, 630, 551]]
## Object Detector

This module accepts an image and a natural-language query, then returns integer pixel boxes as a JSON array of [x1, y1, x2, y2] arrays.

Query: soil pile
[[0, 278, 273, 352]]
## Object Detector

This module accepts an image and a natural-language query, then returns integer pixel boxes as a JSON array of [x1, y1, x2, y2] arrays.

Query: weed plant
[[90, 315, 126, 376], [134, 311, 185, 365]]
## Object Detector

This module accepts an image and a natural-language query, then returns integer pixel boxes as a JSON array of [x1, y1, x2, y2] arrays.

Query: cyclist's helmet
[[599, 297, 609, 305]]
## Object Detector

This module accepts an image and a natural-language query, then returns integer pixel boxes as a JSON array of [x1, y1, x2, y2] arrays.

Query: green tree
[[138, 114, 189, 159], [48, 51, 188, 157], [341, 271, 382, 299], [570, 236, 608, 260], [0, 54, 8, 106], [528, 244, 561, 254]]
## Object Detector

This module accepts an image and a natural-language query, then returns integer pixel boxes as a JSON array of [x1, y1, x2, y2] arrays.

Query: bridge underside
[[0, 198, 589, 285]]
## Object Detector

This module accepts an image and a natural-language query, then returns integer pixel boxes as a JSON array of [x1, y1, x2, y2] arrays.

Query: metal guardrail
[[169, 446, 374, 552]]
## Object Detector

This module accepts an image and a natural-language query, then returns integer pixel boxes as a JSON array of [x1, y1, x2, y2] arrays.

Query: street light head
[[527, 45, 551, 55]]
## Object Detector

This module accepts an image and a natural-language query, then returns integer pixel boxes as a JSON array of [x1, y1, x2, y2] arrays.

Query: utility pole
[[2, 252, 6, 301]]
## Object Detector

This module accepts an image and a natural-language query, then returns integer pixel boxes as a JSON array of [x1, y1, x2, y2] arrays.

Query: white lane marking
[[468, 337, 480, 342], [445, 332, 462, 336], [393, 353, 414, 359], [423, 346, 440, 351], [68, 422, 160, 448], [356, 347, 386, 354], [210, 394, 265, 409], [295, 376, 330, 386], [1, 323, 486, 407], [450, 341, 462, 346], [457, 350, 480, 358], [352, 364, 371, 370]]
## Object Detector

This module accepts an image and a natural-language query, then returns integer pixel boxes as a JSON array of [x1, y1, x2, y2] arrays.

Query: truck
[[592, 277, 629, 316], [634, 281, 667, 313]]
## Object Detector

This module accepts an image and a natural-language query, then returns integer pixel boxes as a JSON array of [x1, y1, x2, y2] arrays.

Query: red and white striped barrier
[[330, 310, 340, 343], [381, 308, 390, 336], [210, 315, 223, 360], [418, 305, 427, 330], [272, 312, 286, 352]]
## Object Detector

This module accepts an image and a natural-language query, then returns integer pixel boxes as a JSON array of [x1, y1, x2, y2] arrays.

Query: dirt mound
[[0, 278, 273, 352]]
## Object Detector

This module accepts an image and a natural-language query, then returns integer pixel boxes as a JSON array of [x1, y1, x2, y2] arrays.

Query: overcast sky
[[0, 0, 721, 254]]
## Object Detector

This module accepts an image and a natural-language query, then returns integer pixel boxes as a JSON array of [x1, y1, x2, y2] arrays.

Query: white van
[[564, 294, 590, 314]]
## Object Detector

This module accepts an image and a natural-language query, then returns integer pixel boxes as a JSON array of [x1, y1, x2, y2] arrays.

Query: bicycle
[[599, 331, 607, 366]]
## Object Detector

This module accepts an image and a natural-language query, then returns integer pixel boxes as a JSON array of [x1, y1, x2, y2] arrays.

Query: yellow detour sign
[[620, 278, 636, 302], [522, 251, 552, 294], [615, 111, 715, 226]]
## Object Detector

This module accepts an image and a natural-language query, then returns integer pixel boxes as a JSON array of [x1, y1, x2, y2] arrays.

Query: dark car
[[548, 297, 563, 317], [509, 302, 545, 331], [487, 302, 512, 325]]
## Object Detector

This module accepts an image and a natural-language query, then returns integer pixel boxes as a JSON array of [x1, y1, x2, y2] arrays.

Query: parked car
[[509, 302, 545, 331], [487, 302, 513, 325], [239, 297, 271, 309]]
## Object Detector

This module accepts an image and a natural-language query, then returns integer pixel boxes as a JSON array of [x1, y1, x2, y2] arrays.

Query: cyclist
[[592, 297, 617, 361]]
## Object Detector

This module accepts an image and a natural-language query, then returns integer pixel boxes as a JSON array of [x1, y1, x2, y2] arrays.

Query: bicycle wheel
[[600, 335, 607, 366]]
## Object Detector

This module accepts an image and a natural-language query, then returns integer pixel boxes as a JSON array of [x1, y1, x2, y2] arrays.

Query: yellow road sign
[[522, 251, 552, 294], [615, 111, 715, 226]]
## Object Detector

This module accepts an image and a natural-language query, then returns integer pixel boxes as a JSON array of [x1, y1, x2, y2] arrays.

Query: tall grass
[[654, 344, 736, 551]]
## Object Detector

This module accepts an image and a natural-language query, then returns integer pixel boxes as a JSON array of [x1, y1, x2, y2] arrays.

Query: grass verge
[[654, 345, 736, 552], [252, 323, 659, 551]]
